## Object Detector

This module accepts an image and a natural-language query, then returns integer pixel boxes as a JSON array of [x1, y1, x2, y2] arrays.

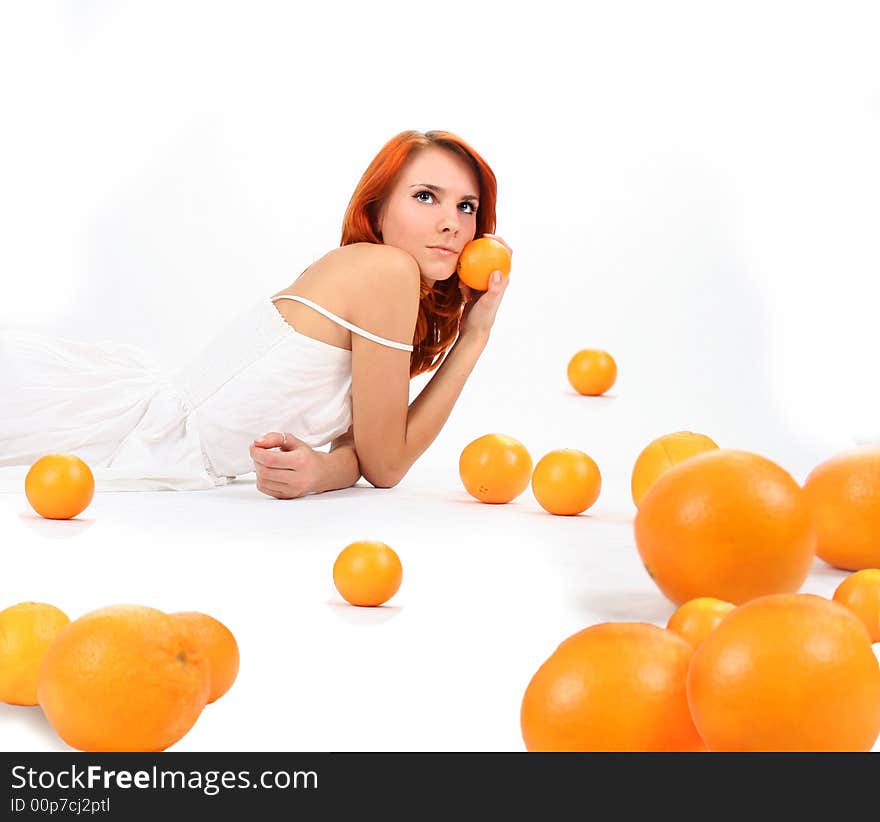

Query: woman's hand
[[458, 233, 512, 343], [249, 432, 324, 499]]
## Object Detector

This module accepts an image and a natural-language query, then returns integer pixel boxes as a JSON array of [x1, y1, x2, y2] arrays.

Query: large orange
[[803, 447, 880, 570], [631, 431, 719, 508], [171, 612, 240, 703], [38, 605, 209, 752], [833, 569, 880, 642], [520, 622, 704, 751], [687, 593, 880, 751], [333, 541, 403, 607], [459, 433, 532, 504], [531, 449, 601, 515], [566, 349, 617, 396], [0, 602, 71, 706], [456, 237, 511, 291], [634, 449, 815, 605], [25, 454, 94, 520]]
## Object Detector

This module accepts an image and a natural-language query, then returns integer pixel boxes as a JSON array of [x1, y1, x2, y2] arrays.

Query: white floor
[[2, 441, 878, 752]]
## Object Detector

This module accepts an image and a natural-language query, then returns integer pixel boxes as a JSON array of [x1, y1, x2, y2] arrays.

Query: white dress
[[0, 296, 413, 491]]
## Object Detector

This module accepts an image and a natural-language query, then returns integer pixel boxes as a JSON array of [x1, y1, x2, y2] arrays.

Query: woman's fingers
[[254, 465, 296, 484], [257, 479, 293, 497], [253, 431, 284, 447]]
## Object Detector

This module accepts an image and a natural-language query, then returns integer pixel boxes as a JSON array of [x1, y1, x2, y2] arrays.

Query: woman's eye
[[415, 190, 477, 214]]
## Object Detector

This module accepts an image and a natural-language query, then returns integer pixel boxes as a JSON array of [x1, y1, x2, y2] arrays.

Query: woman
[[0, 130, 511, 496]]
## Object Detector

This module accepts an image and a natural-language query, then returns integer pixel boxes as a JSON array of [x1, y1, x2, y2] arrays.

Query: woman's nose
[[438, 208, 459, 233]]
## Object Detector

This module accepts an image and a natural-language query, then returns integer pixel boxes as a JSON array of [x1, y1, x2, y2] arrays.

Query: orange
[[38, 605, 209, 752], [456, 236, 511, 291], [459, 433, 532, 504], [520, 622, 704, 751], [631, 431, 719, 508], [634, 449, 815, 605], [0, 602, 70, 706], [171, 612, 240, 703], [666, 597, 735, 648], [333, 541, 403, 607], [803, 447, 880, 570], [566, 349, 617, 396], [25, 454, 94, 520], [833, 569, 880, 642], [687, 593, 880, 751], [531, 449, 601, 515]]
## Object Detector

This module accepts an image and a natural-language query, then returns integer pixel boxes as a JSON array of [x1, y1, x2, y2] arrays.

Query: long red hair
[[340, 130, 498, 378]]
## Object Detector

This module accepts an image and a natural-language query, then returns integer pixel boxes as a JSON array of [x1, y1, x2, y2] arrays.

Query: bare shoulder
[[330, 242, 419, 293], [322, 243, 420, 317]]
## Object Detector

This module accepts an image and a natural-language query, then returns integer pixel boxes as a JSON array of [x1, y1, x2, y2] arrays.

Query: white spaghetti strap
[[272, 295, 414, 352]]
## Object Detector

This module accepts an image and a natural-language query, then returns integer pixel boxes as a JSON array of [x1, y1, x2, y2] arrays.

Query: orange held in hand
[[25, 454, 95, 520], [833, 569, 880, 642], [0, 602, 70, 706], [634, 449, 815, 605], [38, 605, 210, 752], [631, 431, 719, 508], [459, 433, 533, 504], [567, 349, 617, 396], [803, 447, 880, 570], [333, 541, 403, 607], [520, 622, 704, 751], [172, 612, 240, 704], [456, 236, 511, 291], [687, 593, 880, 751], [666, 597, 735, 648], [531, 449, 601, 515]]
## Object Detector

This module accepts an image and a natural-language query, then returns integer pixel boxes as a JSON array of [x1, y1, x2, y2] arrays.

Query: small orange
[[459, 433, 533, 504], [634, 449, 816, 605], [833, 569, 880, 642], [666, 597, 735, 648], [38, 605, 209, 752], [0, 602, 71, 706], [456, 236, 511, 291], [687, 593, 880, 751], [520, 622, 704, 751], [531, 449, 601, 515], [333, 541, 403, 607], [171, 612, 240, 703], [567, 349, 617, 396], [631, 431, 719, 508], [803, 447, 880, 570], [25, 454, 94, 520]]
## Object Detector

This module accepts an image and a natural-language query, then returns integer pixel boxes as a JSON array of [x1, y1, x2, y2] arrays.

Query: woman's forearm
[[394, 331, 489, 483], [316, 436, 362, 493]]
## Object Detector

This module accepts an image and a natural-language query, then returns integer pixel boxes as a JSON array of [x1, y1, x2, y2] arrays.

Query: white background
[[1, 1, 879, 752]]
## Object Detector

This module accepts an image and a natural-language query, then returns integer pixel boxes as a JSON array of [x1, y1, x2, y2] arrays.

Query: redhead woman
[[0, 130, 511, 496]]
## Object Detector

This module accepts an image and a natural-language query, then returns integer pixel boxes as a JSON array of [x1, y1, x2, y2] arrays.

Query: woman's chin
[[421, 265, 458, 285]]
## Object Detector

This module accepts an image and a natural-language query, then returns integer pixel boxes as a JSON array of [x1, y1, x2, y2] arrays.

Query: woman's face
[[377, 146, 480, 286]]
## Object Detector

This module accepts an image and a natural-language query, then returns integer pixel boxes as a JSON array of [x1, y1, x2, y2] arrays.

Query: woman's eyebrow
[[409, 183, 479, 202]]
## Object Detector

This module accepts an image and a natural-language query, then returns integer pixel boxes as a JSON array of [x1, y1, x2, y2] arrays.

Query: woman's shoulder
[[324, 242, 419, 277], [315, 243, 420, 302]]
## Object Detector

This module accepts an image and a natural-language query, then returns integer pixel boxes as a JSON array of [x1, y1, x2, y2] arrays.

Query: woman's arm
[[379, 271, 508, 486], [321, 425, 361, 491], [349, 248, 510, 488]]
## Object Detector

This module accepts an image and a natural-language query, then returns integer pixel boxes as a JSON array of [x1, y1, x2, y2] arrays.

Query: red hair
[[340, 130, 498, 378]]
